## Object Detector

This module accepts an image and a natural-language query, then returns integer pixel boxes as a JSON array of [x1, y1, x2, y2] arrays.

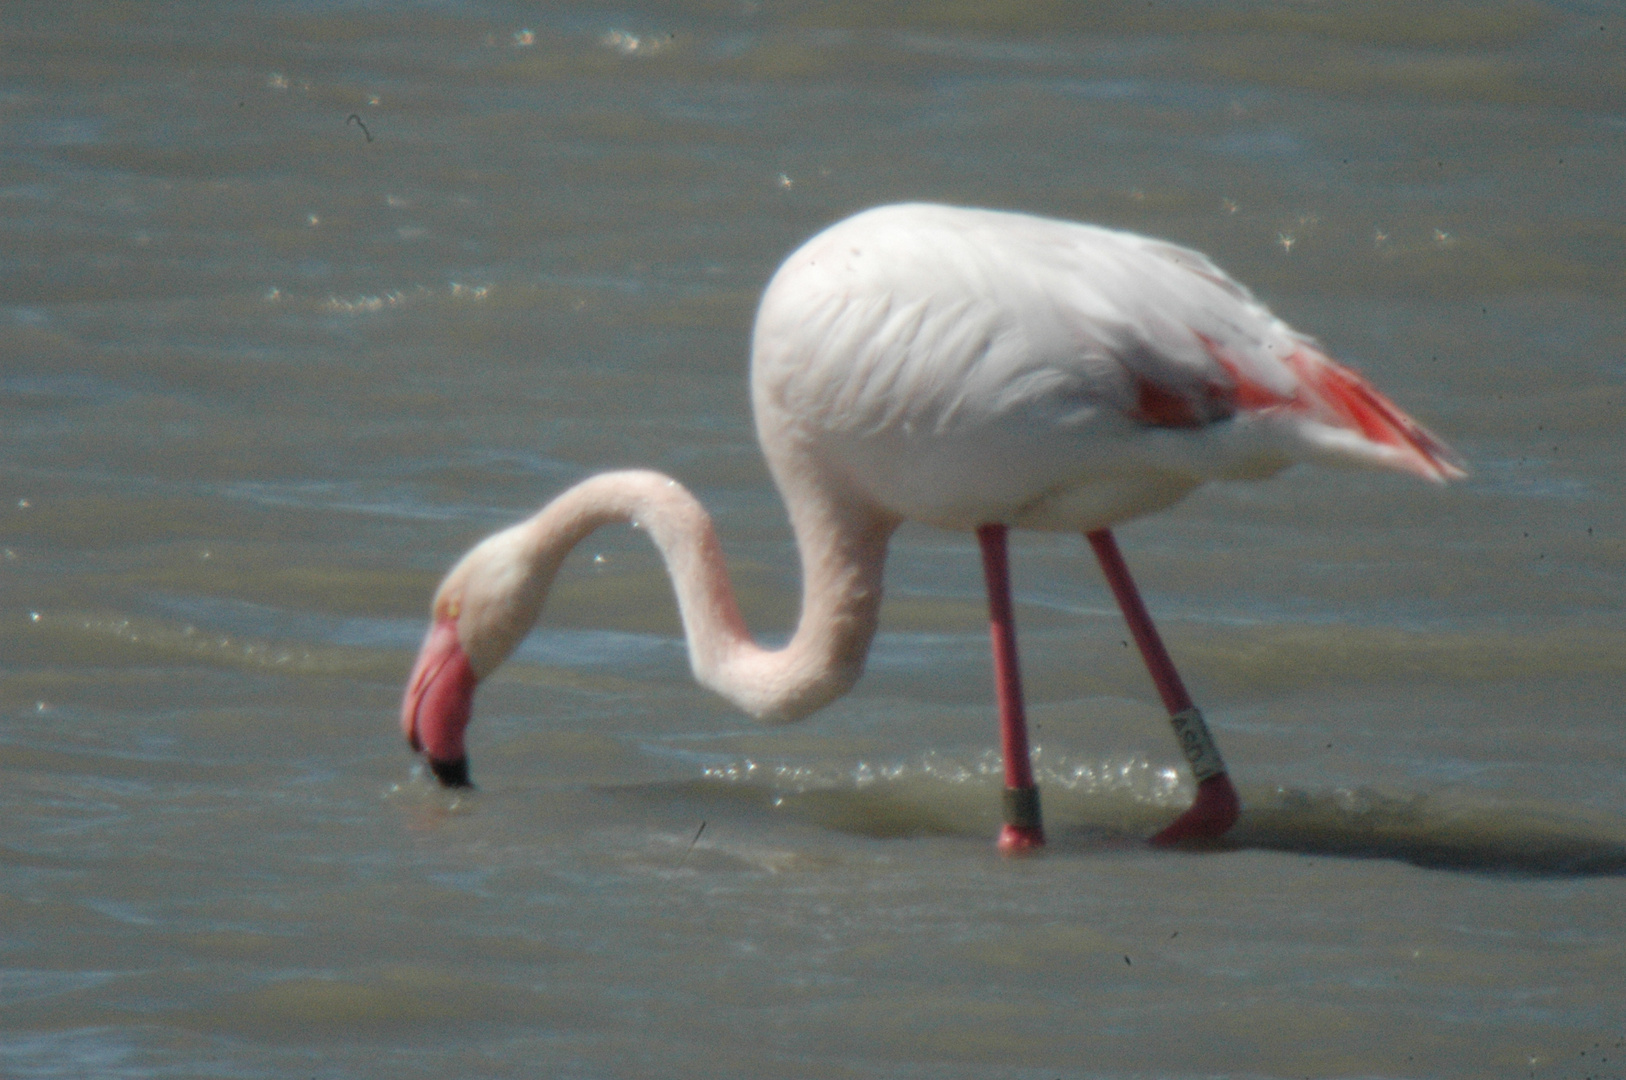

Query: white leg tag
[[1169, 707, 1226, 782]]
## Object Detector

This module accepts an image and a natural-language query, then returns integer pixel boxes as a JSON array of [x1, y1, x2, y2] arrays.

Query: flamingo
[[401, 203, 1464, 852]]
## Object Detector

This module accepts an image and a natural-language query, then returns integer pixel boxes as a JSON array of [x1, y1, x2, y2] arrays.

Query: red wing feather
[[1168, 334, 1466, 482], [1283, 348, 1466, 482]]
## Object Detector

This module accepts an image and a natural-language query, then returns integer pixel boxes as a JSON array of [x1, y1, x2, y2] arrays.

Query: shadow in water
[[1205, 783, 1626, 877], [608, 775, 1626, 878]]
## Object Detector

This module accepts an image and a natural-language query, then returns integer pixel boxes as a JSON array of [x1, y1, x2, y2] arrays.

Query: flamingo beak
[[401, 616, 477, 787]]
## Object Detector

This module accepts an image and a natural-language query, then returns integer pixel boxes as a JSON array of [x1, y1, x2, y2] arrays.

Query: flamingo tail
[[1285, 348, 1467, 483]]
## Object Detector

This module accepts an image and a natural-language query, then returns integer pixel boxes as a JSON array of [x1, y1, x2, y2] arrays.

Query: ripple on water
[[625, 750, 1626, 874]]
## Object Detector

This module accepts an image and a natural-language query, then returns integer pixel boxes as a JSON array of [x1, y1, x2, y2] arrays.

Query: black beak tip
[[429, 756, 473, 788]]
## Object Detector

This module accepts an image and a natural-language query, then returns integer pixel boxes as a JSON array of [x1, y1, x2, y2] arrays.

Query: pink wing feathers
[[1100, 232, 1465, 484], [1124, 331, 1465, 483]]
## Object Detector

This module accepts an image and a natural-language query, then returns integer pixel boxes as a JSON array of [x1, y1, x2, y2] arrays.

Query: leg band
[[1002, 785, 1043, 829], [1169, 708, 1226, 782]]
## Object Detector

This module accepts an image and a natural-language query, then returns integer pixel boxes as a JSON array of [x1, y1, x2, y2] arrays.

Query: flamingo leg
[[1084, 529, 1241, 845], [976, 524, 1045, 853]]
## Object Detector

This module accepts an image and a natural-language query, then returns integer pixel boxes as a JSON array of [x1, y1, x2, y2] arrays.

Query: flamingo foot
[[1149, 772, 1240, 846], [998, 823, 1046, 854]]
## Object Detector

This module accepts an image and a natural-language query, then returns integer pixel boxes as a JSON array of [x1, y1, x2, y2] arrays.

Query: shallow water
[[3, 2, 1625, 1077]]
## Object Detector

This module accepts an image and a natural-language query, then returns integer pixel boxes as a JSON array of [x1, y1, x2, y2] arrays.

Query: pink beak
[[401, 616, 478, 787]]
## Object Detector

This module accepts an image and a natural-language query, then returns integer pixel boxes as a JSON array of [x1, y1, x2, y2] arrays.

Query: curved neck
[[446, 470, 896, 722]]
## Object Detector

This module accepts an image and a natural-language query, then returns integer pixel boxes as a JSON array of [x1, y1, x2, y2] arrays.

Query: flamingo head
[[401, 615, 478, 787], [400, 523, 546, 788]]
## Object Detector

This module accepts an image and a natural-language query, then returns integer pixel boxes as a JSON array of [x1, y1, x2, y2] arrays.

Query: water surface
[[3, 3, 1625, 1077]]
